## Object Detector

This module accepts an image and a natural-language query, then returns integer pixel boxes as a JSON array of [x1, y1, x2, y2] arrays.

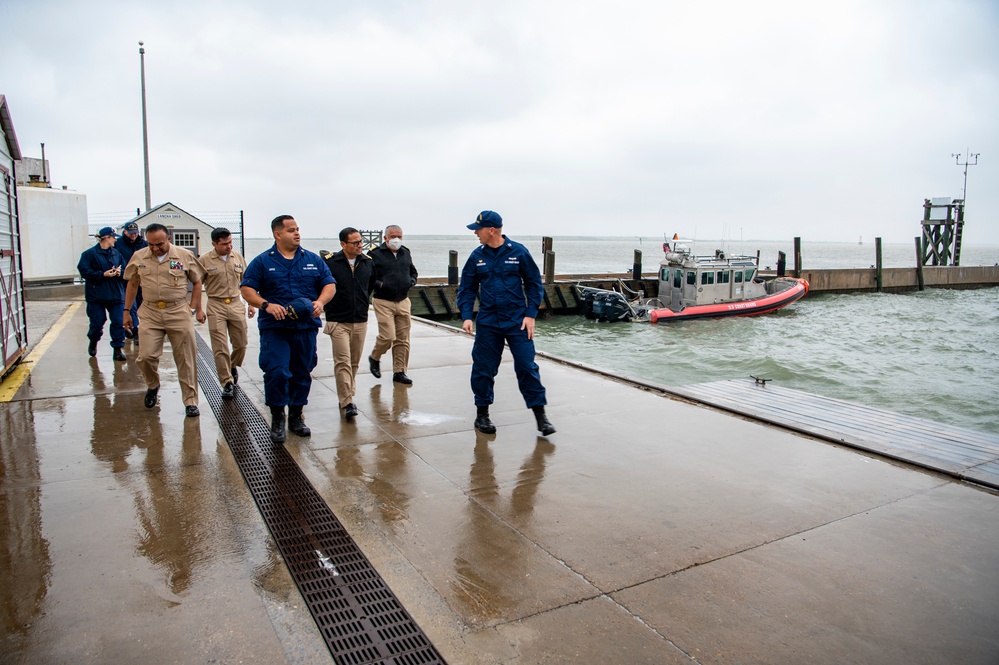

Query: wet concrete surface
[[2, 301, 998, 664]]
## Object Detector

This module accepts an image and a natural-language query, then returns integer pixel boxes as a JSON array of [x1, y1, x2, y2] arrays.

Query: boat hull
[[649, 278, 808, 323]]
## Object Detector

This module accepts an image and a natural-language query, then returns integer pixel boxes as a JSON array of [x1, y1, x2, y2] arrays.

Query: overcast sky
[[2, 0, 997, 243]]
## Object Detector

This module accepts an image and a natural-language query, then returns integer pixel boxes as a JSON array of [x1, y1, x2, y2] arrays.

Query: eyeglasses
[[345, 240, 364, 246]]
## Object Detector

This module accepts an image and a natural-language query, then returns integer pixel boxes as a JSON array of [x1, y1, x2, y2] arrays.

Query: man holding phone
[[77, 226, 127, 361]]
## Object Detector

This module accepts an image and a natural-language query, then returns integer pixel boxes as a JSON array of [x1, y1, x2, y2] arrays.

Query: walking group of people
[[79, 210, 555, 439]]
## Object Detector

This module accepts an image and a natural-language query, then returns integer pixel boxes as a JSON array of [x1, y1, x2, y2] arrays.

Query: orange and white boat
[[578, 238, 808, 323]]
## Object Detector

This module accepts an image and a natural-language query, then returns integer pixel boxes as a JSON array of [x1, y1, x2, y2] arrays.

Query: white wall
[[19, 187, 90, 283]]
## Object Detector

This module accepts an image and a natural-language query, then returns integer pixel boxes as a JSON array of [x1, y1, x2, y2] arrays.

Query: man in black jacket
[[322, 227, 375, 419], [115, 221, 148, 343], [367, 225, 418, 385]]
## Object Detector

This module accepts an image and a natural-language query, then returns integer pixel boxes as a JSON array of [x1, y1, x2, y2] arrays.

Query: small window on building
[[701, 271, 714, 285], [172, 231, 197, 249]]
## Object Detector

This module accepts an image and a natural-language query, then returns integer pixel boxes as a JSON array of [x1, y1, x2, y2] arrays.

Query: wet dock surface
[[2, 300, 999, 664]]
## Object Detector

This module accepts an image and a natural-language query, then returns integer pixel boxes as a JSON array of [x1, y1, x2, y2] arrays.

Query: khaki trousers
[[206, 298, 247, 385], [324, 321, 367, 407], [370, 297, 412, 373], [137, 301, 199, 407]]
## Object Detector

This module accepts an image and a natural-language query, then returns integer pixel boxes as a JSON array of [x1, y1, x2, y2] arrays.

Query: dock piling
[[633, 249, 642, 281], [914, 237, 925, 291], [793, 237, 802, 277], [875, 237, 883, 292], [448, 250, 458, 286]]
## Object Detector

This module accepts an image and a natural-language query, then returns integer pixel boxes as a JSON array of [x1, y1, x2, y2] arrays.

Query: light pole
[[951, 149, 979, 203], [139, 40, 151, 211]]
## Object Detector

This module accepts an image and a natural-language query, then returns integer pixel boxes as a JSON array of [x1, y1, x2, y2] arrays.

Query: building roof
[[0, 95, 23, 161]]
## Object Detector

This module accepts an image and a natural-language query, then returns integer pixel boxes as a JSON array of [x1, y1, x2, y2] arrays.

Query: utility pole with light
[[139, 40, 152, 212]]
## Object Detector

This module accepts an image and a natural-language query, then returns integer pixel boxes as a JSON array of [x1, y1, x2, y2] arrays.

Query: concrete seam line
[[0, 302, 82, 403]]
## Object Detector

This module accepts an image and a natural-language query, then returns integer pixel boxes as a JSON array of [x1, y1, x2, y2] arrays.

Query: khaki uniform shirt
[[199, 249, 247, 302], [124, 245, 206, 303]]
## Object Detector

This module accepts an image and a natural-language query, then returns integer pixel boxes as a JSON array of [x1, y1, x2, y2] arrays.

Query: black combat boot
[[532, 406, 556, 436], [288, 405, 311, 437], [270, 406, 286, 443], [474, 406, 496, 434]]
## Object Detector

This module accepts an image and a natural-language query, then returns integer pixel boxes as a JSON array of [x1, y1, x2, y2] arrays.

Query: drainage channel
[[195, 334, 447, 665]]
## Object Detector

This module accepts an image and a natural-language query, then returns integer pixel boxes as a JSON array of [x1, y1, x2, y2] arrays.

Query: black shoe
[[143, 386, 159, 408], [270, 408, 286, 443], [231, 366, 238, 384], [185, 405, 200, 417], [344, 403, 358, 419], [393, 372, 413, 385], [133, 333, 139, 347], [369, 356, 381, 378], [289, 407, 311, 437], [113, 348, 126, 362], [88, 339, 97, 357], [123, 329, 133, 339], [533, 406, 556, 436], [221, 382, 235, 400], [474, 406, 496, 434]]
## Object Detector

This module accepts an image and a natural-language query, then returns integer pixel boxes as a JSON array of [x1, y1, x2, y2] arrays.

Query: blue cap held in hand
[[284, 297, 315, 320]]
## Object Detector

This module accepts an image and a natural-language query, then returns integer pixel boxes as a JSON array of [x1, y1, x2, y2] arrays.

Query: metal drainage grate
[[196, 334, 447, 665]]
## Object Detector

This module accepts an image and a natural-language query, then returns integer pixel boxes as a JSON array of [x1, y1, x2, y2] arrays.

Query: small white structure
[[127, 202, 216, 256], [18, 185, 90, 284]]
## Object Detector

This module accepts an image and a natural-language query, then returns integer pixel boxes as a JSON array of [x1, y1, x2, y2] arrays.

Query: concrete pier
[[2, 300, 998, 664]]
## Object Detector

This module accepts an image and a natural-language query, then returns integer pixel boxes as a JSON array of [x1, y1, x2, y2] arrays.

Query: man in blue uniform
[[457, 210, 555, 436], [77, 226, 127, 361], [115, 221, 148, 344], [240, 215, 337, 443]]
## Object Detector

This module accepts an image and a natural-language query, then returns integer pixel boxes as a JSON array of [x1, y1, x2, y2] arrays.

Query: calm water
[[243, 236, 999, 435]]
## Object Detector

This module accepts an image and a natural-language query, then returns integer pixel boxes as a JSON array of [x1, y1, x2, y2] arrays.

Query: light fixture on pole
[[139, 40, 152, 212]]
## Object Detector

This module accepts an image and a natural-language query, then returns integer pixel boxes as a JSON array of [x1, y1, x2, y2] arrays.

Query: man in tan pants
[[199, 227, 254, 400], [367, 225, 418, 385], [123, 223, 207, 417]]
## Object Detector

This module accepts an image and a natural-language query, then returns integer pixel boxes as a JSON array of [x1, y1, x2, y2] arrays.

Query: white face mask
[[387, 238, 403, 251]]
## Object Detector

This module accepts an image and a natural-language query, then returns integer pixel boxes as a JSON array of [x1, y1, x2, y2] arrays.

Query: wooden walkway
[[667, 379, 999, 490]]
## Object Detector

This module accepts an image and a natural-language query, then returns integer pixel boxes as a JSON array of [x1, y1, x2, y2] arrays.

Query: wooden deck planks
[[667, 379, 999, 490]]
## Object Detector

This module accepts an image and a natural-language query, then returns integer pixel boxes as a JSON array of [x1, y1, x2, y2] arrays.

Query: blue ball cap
[[96, 226, 117, 238], [284, 297, 315, 320], [123, 222, 139, 231], [467, 210, 502, 230]]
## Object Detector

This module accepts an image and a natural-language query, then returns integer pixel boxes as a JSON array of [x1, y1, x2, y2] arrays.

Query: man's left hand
[[194, 307, 207, 324], [521, 316, 536, 340], [311, 300, 323, 317]]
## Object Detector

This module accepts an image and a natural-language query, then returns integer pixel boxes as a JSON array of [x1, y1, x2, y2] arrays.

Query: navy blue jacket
[[77, 244, 125, 303], [368, 244, 418, 302], [457, 236, 543, 328], [115, 234, 148, 271], [241, 244, 336, 330]]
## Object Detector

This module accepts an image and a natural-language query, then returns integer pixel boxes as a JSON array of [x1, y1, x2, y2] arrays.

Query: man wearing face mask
[[367, 225, 418, 385]]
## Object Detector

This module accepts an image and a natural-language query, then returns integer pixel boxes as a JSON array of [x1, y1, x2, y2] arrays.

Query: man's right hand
[[266, 303, 286, 320], [462, 319, 473, 334], [123, 311, 133, 332]]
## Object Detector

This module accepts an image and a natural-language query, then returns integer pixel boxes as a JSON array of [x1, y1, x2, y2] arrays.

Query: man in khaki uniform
[[123, 223, 207, 417], [199, 227, 255, 400]]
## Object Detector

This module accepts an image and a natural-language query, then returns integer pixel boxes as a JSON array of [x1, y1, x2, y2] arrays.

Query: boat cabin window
[[686, 271, 696, 286], [718, 270, 730, 284], [744, 268, 756, 282], [701, 271, 714, 285], [734, 271, 743, 283], [660, 268, 669, 282], [673, 269, 682, 289]]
